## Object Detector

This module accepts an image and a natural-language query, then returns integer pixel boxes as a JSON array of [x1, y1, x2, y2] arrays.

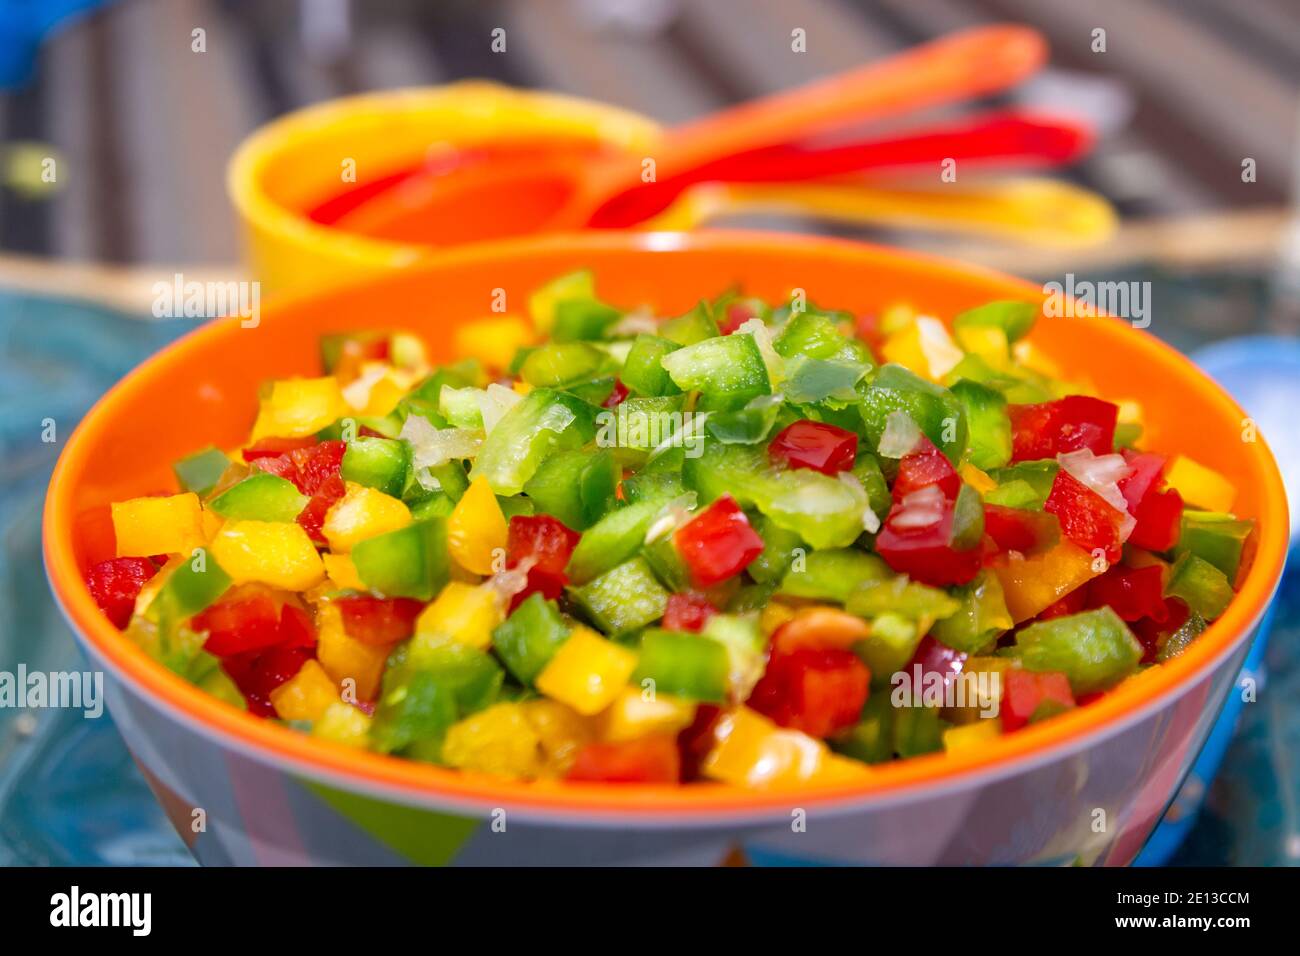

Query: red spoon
[[328, 25, 1049, 244]]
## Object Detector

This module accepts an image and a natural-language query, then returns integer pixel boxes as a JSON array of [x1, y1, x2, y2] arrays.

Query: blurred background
[[1, 0, 1298, 866]]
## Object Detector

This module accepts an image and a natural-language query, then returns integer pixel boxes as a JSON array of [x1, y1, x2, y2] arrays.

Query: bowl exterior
[[45, 232, 1289, 866], [74, 617, 1257, 866]]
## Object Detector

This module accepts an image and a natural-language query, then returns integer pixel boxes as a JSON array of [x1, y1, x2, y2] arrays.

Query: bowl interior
[[45, 231, 1289, 818]]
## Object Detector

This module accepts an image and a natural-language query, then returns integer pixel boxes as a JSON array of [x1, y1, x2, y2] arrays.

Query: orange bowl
[[44, 232, 1288, 865]]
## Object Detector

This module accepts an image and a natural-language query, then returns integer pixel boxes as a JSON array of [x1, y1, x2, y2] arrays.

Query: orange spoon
[[341, 24, 1047, 245]]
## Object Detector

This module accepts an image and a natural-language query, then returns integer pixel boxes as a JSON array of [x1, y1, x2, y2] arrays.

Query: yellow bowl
[[226, 82, 660, 295]]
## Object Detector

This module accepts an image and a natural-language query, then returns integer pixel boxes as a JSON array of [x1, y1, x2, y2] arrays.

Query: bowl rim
[[44, 229, 1290, 823]]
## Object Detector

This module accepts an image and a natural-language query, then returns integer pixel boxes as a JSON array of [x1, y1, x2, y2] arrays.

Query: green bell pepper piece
[[834, 693, 895, 764], [569, 557, 670, 635], [682, 440, 868, 549], [987, 460, 1059, 509], [852, 612, 923, 684], [471, 388, 597, 495], [1156, 611, 1207, 663], [1009, 607, 1142, 694], [522, 447, 618, 530], [704, 394, 783, 445], [892, 705, 946, 758], [641, 534, 693, 592], [950, 483, 986, 550], [847, 576, 961, 621], [351, 519, 450, 600], [172, 446, 231, 497], [370, 668, 458, 760], [930, 571, 1013, 653], [659, 301, 720, 346], [150, 551, 232, 621], [779, 548, 891, 603], [1175, 512, 1253, 581], [566, 496, 675, 584], [491, 593, 572, 686], [951, 378, 1012, 470], [564, 376, 618, 407], [773, 310, 865, 363], [437, 385, 484, 429], [621, 334, 682, 396], [403, 641, 505, 714], [208, 473, 308, 523], [519, 342, 610, 388], [852, 452, 891, 523], [341, 436, 411, 497], [552, 298, 622, 342], [746, 514, 804, 584], [1165, 553, 1235, 620], [953, 300, 1037, 343], [859, 363, 967, 463], [632, 628, 729, 702], [660, 333, 770, 412]]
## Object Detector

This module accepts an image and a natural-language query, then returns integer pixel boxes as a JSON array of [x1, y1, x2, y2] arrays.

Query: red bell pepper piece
[[1129, 487, 1183, 552], [1037, 585, 1088, 620], [907, 634, 968, 694], [673, 495, 764, 588], [297, 473, 347, 545], [768, 419, 859, 476], [194, 589, 284, 656], [1000, 669, 1075, 732], [1043, 469, 1129, 563], [221, 644, 313, 717], [891, 435, 961, 501], [602, 379, 629, 409], [290, 439, 346, 495], [566, 735, 682, 784], [983, 504, 1060, 556], [334, 595, 424, 645], [1130, 597, 1190, 663], [278, 603, 317, 649], [506, 513, 580, 609], [747, 646, 869, 738], [1116, 450, 1182, 551], [877, 487, 981, 586], [242, 436, 317, 463], [677, 703, 724, 782], [721, 301, 758, 335], [1086, 564, 1167, 623], [85, 557, 157, 629], [1008, 396, 1118, 463], [662, 591, 717, 633]]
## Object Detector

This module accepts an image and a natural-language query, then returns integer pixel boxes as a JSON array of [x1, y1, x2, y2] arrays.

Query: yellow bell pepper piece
[[269, 660, 340, 722], [312, 700, 373, 749], [315, 602, 389, 702], [210, 520, 325, 591], [522, 699, 593, 776], [702, 707, 869, 788], [959, 463, 997, 495], [528, 269, 595, 333], [442, 703, 545, 778], [954, 323, 1010, 367], [112, 493, 206, 557], [512, 381, 533, 397], [1164, 455, 1235, 512], [250, 377, 347, 441], [881, 316, 964, 383], [415, 581, 502, 651], [535, 626, 638, 716], [989, 540, 1102, 623], [1011, 340, 1063, 379], [357, 373, 406, 418], [759, 600, 797, 637], [942, 718, 1002, 753], [322, 482, 411, 553], [597, 687, 696, 743], [454, 315, 534, 370], [322, 552, 367, 591], [447, 475, 508, 575]]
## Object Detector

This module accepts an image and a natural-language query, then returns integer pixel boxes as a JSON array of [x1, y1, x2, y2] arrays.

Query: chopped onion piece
[[891, 485, 946, 530], [476, 383, 523, 435], [487, 556, 535, 609], [400, 414, 484, 471], [341, 363, 388, 410], [878, 410, 922, 458], [915, 316, 964, 380], [839, 472, 881, 534], [1058, 448, 1137, 539], [644, 493, 699, 545], [737, 317, 785, 387]]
